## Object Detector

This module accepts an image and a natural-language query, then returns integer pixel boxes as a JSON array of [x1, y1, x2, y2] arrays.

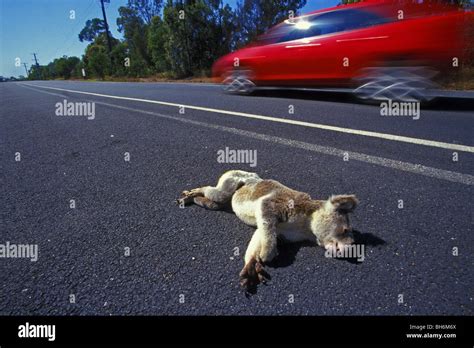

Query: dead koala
[[177, 170, 358, 291]]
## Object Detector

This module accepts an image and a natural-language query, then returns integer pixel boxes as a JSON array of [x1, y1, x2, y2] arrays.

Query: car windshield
[[256, 8, 388, 45]]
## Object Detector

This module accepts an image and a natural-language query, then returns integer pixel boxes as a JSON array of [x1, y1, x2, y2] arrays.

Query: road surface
[[1, 81, 472, 315]]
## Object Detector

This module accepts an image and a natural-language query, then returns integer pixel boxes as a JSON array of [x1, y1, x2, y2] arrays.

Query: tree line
[[28, 0, 471, 81], [28, 0, 307, 80]]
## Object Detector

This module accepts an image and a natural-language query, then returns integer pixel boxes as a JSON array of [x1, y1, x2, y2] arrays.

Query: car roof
[[301, 0, 386, 18]]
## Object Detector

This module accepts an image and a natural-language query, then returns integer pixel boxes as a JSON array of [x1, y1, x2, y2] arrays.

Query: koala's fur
[[177, 170, 358, 291]]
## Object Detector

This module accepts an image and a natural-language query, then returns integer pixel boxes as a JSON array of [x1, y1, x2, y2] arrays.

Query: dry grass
[[69, 68, 473, 90], [68, 75, 214, 84], [437, 66, 474, 91]]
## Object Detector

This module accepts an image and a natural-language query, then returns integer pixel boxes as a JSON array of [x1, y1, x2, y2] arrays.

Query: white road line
[[19, 82, 474, 153], [18, 84, 474, 186]]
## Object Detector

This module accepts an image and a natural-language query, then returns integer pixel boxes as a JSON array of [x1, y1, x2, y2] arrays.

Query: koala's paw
[[175, 189, 201, 206], [239, 258, 270, 294]]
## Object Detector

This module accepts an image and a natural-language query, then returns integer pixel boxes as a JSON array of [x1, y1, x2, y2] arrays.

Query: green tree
[[117, 5, 152, 76], [110, 42, 130, 76], [79, 18, 107, 42], [85, 44, 110, 78], [235, 0, 307, 46], [126, 0, 163, 24], [161, 0, 237, 77], [54, 56, 80, 79], [71, 60, 86, 78], [148, 15, 170, 72], [82, 32, 120, 78], [161, 1, 189, 77], [28, 65, 52, 80]]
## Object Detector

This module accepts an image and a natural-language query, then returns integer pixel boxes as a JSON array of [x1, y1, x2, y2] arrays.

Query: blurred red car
[[212, 0, 470, 101]]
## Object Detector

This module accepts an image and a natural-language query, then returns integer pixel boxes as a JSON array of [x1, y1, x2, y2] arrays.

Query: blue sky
[[0, 0, 339, 77]]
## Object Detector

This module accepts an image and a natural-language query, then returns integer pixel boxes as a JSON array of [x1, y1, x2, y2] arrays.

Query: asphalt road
[[1, 80, 472, 315]]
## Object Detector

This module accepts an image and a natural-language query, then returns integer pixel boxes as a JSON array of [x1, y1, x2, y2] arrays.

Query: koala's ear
[[328, 195, 359, 213]]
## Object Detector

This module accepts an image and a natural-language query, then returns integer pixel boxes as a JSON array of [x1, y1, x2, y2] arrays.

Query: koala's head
[[310, 195, 359, 252]]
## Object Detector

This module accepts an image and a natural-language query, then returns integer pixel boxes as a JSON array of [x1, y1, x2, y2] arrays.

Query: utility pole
[[100, 0, 113, 54], [32, 53, 40, 67], [22, 63, 29, 76]]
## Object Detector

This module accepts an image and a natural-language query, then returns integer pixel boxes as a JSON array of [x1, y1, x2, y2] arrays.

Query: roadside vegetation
[[27, 0, 307, 80], [25, 0, 472, 90]]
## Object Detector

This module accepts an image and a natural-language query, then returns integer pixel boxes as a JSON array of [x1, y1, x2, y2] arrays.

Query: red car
[[212, 0, 469, 101]]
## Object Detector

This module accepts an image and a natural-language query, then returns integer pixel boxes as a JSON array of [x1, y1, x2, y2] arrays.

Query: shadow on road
[[252, 89, 474, 111], [266, 229, 387, 269], [353, 229, 386, 247], [241, 229, 387, 296], [427, 97, 474, 111], [339, 230, 387, 265], [253, 89, 357, 106], [266, 240, 314, 269], [197, 205, 388, 295]]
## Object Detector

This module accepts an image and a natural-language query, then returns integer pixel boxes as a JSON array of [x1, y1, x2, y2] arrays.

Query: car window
[[277, 9, 388, 43], [341, 9, 388, 30], [280, 24, 322, 42]]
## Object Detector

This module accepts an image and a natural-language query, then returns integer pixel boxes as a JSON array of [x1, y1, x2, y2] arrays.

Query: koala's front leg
[[239, 230, 269, 290], [239, 201, 278, 291]]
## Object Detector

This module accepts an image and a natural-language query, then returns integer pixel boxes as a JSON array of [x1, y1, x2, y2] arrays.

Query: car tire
[[222, 69, 256, 95], [353, 66, 437, 103]]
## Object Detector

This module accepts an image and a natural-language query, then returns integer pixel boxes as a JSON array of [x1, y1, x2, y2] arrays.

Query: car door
[[328, 8, 393, 81], [288, 9, 391, 85], [249, 19, 320, 84], [259, 8, 392, 86], [256, 15, 328, 85]]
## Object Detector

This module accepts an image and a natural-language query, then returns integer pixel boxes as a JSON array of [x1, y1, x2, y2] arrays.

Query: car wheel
[[353, 67, 437, 102], [222, 70, 256, 95]]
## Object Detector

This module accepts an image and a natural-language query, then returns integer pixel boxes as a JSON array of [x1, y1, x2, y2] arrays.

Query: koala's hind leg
[[202, 170, 260, 203], [177, 188, 222, 210], [192, 196, 222, 210], [177, 170, 260, 208], [239, 197, 278, 290], [176, 187, 205, 206]]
